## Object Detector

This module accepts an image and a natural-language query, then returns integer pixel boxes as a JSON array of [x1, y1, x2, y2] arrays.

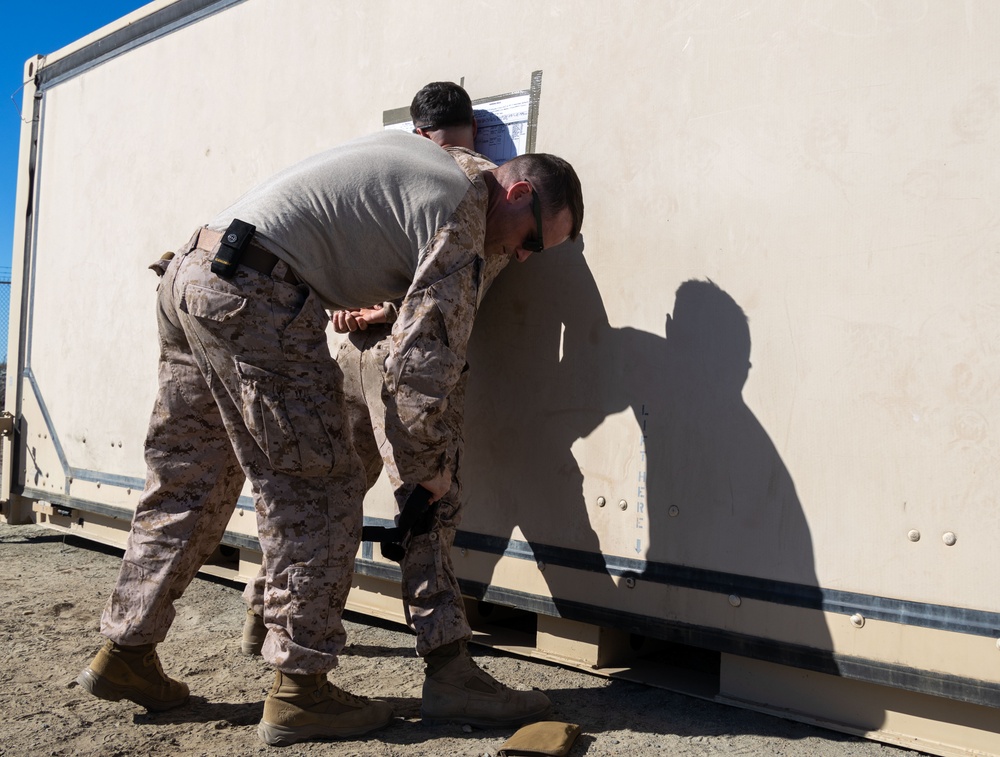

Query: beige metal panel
[[457, 553, 1000, 688], [720, 655, 1000, 757], [449, 1, 1000, 612], [13, 8, 1000, 749], [23, 0, 547, 484]]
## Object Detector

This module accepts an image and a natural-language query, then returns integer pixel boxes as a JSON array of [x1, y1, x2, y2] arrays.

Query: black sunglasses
[[521, 188, 545, 253]]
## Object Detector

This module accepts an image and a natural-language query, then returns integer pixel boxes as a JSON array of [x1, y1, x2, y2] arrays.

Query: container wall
[[8, 2, 1000, 750]]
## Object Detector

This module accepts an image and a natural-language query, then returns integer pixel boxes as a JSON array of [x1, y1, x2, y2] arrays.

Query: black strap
[[361, 485, 436, 562]]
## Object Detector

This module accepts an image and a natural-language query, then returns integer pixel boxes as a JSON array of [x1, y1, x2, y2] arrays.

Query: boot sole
[[76, 669, 189, 712], [257, 713, 393, 747]]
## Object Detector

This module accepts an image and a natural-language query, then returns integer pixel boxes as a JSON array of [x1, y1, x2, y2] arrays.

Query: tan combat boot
[[76, 639, 189, 711], [241, 608, 266, 656], [257, 671, 394, 746], [420, 641, 551, 727]]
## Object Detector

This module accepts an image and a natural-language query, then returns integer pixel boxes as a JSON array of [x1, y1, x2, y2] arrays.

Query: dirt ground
[[0, 521, 918, 757]]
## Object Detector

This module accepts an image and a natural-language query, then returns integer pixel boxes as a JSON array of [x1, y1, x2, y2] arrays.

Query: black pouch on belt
[[361, 485, 436, 562], [211, 218, 256, 278]]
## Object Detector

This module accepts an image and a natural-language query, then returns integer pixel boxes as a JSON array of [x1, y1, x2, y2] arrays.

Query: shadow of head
[[667, 279, 751, 395]]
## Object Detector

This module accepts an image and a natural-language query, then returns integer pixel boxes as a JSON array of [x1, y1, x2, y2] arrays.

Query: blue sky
[[1, 1, 147, 277]]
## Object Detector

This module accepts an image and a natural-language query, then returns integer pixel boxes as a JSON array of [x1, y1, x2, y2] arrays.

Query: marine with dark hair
[[410, 80, 477, 140], [76, 118, 583, 748], [239, 81, 584, 733]]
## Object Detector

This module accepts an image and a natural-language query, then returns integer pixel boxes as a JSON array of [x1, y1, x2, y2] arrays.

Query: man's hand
[[420, 469, 453, 503], [331, 305, 388, 333]]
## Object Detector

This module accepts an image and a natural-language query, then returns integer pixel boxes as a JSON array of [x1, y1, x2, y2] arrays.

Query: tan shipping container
[[5, 2, 1000, 754]]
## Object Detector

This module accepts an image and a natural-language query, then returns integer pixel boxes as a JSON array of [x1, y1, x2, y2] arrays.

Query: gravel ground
[[0, 521, 919, 756]]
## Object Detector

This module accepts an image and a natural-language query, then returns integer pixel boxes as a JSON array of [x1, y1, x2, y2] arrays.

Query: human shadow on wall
[[461, 238, 619, 619], [462, 243, 840, 693]]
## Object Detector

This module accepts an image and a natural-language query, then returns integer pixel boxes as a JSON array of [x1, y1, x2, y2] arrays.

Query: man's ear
[[414, 128, 432, 140], [504, 180, 533, 203]]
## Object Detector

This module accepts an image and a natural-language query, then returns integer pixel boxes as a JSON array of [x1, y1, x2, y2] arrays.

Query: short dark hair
[[497, 154, 585, 241], [410, 82, 475, 130]]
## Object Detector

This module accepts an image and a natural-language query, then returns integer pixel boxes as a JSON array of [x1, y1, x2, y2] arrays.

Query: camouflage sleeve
[[382, 164, 489, 484], [478, 249, 510, 304], [381, 300, 400, 324], [445, 148, 509, 303]]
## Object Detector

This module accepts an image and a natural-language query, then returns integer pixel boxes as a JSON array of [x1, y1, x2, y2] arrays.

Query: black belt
[[196, 227, 299, 284]]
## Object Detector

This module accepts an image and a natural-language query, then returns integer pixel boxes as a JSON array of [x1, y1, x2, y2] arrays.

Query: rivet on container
[[943, 532, 957, 546], [668, 506, 679, 517], [907, 530, 920, 542], [625, 577, 636, 589], [619, 500, 628, 511], [728, 595, 741, 607], [537, 561, 546, 572], [850, 613, 865, 628], [597, 496, 606, 508]]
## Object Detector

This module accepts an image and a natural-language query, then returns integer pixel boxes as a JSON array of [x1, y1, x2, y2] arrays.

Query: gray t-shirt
[[209, 130, 472, 310]]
